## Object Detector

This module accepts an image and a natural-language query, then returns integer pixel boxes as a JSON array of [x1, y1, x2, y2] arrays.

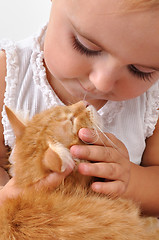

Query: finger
[[79, 128, 124, 149], [71, 144, 126, 163], [35, 166, 73, 190], [78, 162, 125, 181], [36, 173, 64, 190], [5, 178, 21, 196], [0, 179, 22, 206], [91, 180, 126, 196], [0, 167, 10, 185]]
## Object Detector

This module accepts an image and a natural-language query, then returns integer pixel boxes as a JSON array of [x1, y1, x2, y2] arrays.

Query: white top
[[0, 24, 159, 165]]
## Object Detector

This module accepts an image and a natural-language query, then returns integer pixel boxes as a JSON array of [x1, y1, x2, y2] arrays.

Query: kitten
[[0, 101, 158, 240]]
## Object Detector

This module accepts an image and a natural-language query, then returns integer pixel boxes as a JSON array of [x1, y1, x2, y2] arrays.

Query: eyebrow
[[71, 22, 159, 72]]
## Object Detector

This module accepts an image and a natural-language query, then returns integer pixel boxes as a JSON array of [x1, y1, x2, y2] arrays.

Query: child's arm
[[0, 50, 15, 204], [70, 125, 159, 217], [123, 162, 159, 217], [125, 117, 159, 216], [0, 51, 10, 184]]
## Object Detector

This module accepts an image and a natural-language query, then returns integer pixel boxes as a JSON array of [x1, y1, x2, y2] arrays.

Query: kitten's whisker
[[67, 100, 74, 105], [94, 124, 127, 158], [66, 93, 87, 106], [82, 134, 100, 145], [94, 129, 108, 149], [81, 128, 99, 145], [91, 129, 98, 138], [83, 93, 87, 101]]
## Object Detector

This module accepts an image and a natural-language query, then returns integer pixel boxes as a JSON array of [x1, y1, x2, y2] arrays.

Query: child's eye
[[128, 64, 154, 82], [72, 36, 102, 57]]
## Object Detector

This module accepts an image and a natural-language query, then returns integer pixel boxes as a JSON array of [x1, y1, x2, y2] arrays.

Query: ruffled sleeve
[[0, 39, 19, 147], [30, 24, 63, 109], [144, 80, 159, 138]]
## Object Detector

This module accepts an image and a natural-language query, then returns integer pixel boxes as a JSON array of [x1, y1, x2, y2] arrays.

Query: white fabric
[[0, 24, 159, 165]]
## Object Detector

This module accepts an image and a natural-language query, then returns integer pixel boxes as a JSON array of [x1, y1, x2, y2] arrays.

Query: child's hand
[[0, 167, 73, 206], [0, 178, 22, 206], [34, 167, 73, 190], [0, 162, 73, 205], [70, 128, 131, 197]]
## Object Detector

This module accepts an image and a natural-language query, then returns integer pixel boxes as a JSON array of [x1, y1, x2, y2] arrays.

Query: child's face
[[44, 0, 159, 107]]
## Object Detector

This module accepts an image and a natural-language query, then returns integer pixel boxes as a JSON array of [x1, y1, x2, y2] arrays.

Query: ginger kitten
[[0, 101, 158, 240]]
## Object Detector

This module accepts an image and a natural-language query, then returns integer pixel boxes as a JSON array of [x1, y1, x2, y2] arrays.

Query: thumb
[[35, 166, 73, 190]]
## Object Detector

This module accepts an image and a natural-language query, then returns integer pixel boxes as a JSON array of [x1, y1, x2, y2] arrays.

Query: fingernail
[[79, 128, 93, 137]]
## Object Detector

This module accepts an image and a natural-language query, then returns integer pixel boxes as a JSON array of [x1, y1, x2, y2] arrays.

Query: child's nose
[[89, 56, 122, 93]]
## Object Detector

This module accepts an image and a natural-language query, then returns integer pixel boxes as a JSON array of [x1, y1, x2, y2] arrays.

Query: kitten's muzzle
[[82, 100, 90, 108]]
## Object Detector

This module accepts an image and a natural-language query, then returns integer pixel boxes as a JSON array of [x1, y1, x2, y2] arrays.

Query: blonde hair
[[125, 0, 159, 11]]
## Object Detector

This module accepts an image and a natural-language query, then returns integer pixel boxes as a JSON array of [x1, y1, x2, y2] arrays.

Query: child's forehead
[[68, 0, 159, 13], [68, 0, 120, 14], [65, 0, 159, 66], [67, 0, 158, 33]]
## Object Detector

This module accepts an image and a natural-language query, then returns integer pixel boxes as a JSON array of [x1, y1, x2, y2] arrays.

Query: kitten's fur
[[0, 101, 158, 240]]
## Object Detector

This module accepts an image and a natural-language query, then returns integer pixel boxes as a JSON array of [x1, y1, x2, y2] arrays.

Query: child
[[0, 0, 159, 217]]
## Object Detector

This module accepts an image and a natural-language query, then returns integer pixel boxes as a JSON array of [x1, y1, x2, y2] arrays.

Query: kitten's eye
[[70, 116, 75, 124]]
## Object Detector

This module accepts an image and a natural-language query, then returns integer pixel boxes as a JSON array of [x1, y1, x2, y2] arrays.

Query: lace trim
[[0, 39, 19, 147], [144, 81, 159, 138], [30, 24, 64, 109]]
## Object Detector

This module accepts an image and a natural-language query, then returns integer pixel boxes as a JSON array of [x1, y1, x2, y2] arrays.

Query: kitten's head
[[5, 101, 102, 187]]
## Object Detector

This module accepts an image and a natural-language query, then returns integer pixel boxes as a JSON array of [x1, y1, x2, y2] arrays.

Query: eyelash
[[128, 65, 153, 82], [72, 36, 101, 57], [72, 36, 154, 82]]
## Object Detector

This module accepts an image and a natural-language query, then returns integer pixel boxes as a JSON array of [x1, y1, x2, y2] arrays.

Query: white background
[[0, 0, 51, 40]]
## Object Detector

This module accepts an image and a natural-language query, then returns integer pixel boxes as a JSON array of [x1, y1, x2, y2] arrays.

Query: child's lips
[[78, 80, 96, 93], [77, 79, 111, 101]]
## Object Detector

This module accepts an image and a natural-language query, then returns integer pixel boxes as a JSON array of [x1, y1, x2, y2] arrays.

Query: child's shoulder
[[0, 50, 8, 160], [0, 24, 47, 61], [0, 50, 6, 103], [16, 23, 47, 53], [0, 50, 6, 77]]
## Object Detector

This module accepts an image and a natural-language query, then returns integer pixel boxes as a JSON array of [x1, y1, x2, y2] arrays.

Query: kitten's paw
[[43, 142, 75, 173]]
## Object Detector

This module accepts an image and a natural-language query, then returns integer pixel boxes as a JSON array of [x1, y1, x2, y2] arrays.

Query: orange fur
[[0, 101, 158, 240]]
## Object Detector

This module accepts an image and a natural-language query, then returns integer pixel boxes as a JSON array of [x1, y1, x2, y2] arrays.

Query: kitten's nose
[[83, 101, 90, 108]]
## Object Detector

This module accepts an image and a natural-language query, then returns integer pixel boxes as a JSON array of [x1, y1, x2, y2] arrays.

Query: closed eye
[[72, 36, 102, 57], [128, 64, 154, 82], [70, 116, 75, 124]]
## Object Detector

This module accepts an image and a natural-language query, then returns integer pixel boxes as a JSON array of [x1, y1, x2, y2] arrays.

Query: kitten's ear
[[43, 142, 75, 173], [43, 144, 62, 173], [5, 106, 26, 139]]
